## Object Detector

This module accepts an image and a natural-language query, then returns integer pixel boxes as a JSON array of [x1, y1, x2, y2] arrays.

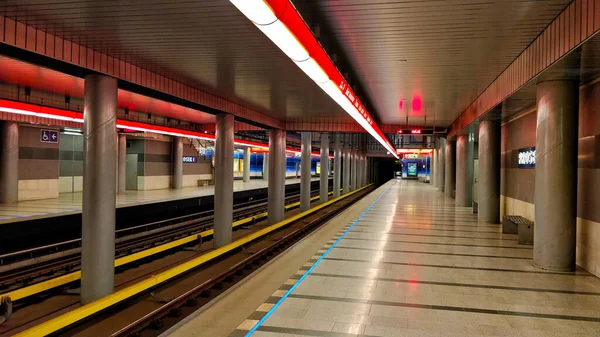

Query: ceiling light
[[229, 0, 278, 25], [294, 58, 329, 83], [256, 20, 309, 62]]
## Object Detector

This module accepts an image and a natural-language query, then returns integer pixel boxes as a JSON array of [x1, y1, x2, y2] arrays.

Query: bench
[[197, 179, 211, 187], [503, 215, 534, 245]]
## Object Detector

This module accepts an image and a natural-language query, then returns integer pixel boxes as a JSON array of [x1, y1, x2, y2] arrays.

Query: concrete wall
[[18, 125, 60, 200], [135, 137, 212, 190], [500, 79, 600, 277], [577, 80, 600, 277], [500, 110, 536, 221], [59, 133, 83, 193]]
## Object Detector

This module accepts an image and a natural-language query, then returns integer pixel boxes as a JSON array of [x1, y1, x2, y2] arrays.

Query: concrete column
[[320, 133, 329, 203], [243, 146, 251, 182], [438, 138, 446, 192], [478, 120, 501, 223], [351, 140, 357, 191], [534, 80, 579, 271], [342, 135, 350, 194], [0, 121, 19, 203], [300, 132, 312, 211], [214, 114, 234, 247], [455, 134, 474, 207], [81, 75, 117, 304], [262, 153, 269, 180], [333, 134, 342, 197], [268, 129, 286, 224], [117, 134, 127, 195], [172, 137, 183, 189], [445, 140, 456, 199], [357, 155, 362, 189]]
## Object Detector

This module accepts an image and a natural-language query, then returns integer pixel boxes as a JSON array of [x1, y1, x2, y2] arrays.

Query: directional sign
[[41, 129, 59, 144]]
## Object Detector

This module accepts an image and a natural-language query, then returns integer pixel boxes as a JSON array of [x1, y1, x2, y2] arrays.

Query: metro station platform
[[166, 180, 600, 337], [0, 178, 317, 225]]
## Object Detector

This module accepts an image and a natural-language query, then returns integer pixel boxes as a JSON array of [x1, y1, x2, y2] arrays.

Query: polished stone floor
[[0, 178, 316, 224], [217, 180, 600, 337]]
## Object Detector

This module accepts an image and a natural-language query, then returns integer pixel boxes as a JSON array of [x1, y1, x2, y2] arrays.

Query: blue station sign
[[518, 147, 535, 168]]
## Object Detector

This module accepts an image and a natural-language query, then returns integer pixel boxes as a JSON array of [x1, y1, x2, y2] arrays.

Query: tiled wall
[[18, 125, 60, 200]]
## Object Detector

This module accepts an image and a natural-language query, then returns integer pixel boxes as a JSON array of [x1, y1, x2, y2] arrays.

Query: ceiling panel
[[0, 0, 352, 124], [294, 0, 571, 127]]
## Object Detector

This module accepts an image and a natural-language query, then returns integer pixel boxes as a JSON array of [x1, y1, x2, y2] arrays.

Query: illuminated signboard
[[183, 156, 198, 163], [518, 147, 535, 168], [397, 129, 433, 135], [407, 163, 418, 176]]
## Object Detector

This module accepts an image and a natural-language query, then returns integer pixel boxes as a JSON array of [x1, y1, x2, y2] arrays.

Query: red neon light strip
[[0, 99, 335, 157], [265, 0, 394, 151]]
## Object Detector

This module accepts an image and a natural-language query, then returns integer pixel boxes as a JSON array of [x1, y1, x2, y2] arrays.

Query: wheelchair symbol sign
[[41, 129, 59, 144]]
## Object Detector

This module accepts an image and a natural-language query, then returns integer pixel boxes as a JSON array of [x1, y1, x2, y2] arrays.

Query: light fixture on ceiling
[[229, 0, 398, 158]]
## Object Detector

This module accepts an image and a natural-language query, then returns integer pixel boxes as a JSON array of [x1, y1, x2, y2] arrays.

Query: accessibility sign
[[41, 129, 59, 144]]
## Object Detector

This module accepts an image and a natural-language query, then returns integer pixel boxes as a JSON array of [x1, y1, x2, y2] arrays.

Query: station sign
[[183, 156, 198, 163], [518, 147, 535, 168], [397, 129, 434, 135], [41, 129, 59, 143]]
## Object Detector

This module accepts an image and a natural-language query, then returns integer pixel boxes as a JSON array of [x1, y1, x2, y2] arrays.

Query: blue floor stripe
[[244, 181, 396, 336]]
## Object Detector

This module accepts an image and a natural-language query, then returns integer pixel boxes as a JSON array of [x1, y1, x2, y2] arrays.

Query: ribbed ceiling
[[295, 0, 571, 127]]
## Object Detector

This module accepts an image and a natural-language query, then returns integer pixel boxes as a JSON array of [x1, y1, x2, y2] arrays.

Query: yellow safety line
[[15, 185, 371, 337], [0, 192, 336, 302]]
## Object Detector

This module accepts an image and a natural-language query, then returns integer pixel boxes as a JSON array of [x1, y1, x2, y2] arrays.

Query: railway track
[[0, 186, 350, 336], [19, 184, 373, 337], [0, 188, 327, 293]]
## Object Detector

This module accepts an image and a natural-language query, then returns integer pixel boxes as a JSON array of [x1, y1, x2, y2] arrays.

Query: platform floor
[[0, 178, 316, 224], [166, 179, 600, 337]]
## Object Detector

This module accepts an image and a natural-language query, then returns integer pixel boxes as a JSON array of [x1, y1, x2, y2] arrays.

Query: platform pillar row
[[0, 121, 19, 203], [534, 79, 579, 272], [214, 113, 234, 248], [243, 146, 251, 182], [333, 134, 342, 198], [478, 120, 501, 223], [342, 134, 351, 194], [172, 137, 183, 190], [445, 140, 456, 199], [81, 75, 118, 304], [268, 129, 286, 224], [456, 134, 474, 207], [300, 132, 312, 212], [320, 132, 329, 203]]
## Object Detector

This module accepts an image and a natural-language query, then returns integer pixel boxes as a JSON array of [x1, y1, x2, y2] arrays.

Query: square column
[[214, 114, 234, 247], [300, 132, 312, 211], [81, 75, 118, 304], [333, 134, 342, 197], [172, 137, 183, 189], [534, 80, 579, 271], [0, 121, 19, 203], [268, 129, 286, 224], [320, 133, 329, 203], [456, 134, 475, 207]]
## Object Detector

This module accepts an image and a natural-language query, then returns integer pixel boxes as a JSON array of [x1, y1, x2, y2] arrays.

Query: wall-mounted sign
[[41, 129, 59, 143], [183, 156, 198, 163], [518, 147, 535, 168], [397, 129, 434, 135]]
